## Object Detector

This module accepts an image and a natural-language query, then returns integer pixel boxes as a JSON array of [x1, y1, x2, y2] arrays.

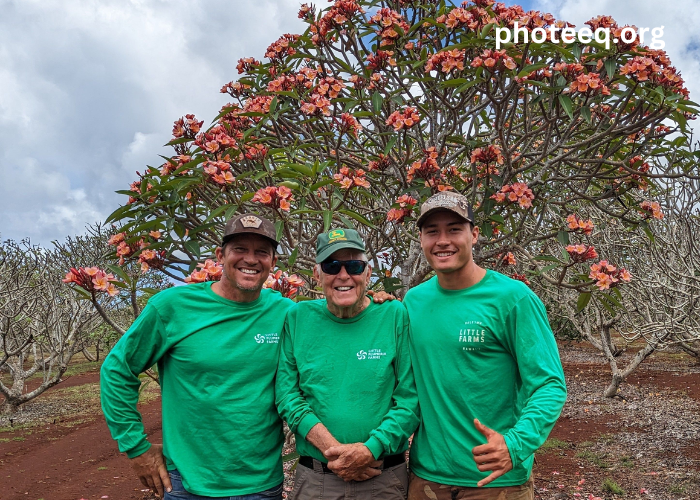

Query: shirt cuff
[[503, 432, 520, 469], [298, 413, 322, 439], [125, 439, 152, 459], [364, 435, 384, 460]]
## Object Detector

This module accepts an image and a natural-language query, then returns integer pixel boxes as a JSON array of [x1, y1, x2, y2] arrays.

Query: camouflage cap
[[416, 191, 474, 228], [315, 228, 366, 263], [222, 214, 279, 247]]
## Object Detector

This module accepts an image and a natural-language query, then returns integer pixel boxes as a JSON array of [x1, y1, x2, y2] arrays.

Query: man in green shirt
[[101, 214, 293, 499], [403, 192, 567, 500], [276, 228, 419, 499]]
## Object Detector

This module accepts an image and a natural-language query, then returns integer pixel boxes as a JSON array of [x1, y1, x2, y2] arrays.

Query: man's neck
[[327, 295, 370, 319], [211, 280, 261, 303], [436, 262, 487, 291]]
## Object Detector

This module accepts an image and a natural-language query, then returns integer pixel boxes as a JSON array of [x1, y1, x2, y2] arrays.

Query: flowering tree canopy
[[101, 0, 698, 308]]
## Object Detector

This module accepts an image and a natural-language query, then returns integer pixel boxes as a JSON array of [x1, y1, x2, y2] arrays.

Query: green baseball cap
[[315, 228, 366, 263]]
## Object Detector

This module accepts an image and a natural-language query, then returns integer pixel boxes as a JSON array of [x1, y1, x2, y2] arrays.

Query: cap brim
[[222, 232, 279, 249], [316, 242, 367, 263], [416, 207, 471, 228]]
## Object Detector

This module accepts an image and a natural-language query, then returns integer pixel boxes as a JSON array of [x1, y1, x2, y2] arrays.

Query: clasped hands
[[323, 443, 382, 482]]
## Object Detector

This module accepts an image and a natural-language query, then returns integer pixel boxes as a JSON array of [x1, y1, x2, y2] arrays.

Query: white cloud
[[0, 0, 304, 244]]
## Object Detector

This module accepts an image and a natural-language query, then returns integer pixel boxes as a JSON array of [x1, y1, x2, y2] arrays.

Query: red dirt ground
[[1, 349, 699, 500]]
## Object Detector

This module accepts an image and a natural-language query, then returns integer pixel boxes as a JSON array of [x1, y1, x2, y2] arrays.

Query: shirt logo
[[459, 321, 486, 352], [254, 333, 279, 344], [328, 229, 347, 242], [357, 348, 387, 360]]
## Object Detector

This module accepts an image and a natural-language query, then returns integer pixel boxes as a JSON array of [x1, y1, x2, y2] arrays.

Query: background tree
[[76, 0, 700, 395]]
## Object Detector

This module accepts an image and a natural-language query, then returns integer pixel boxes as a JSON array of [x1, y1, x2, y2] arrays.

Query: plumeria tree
[[70, 0, 700, 393]]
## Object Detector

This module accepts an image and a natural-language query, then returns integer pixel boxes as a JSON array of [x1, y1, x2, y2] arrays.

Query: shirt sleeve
[[502, 292, 568, 468], [100, 302, 170, 458], [275, 312, 321, 440], [363, 306, 420, 459]]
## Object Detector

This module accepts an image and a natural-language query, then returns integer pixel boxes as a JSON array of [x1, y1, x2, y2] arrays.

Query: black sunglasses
[[320, 260, 368, 275]]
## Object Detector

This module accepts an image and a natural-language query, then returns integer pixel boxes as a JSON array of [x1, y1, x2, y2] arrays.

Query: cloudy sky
[[1, 0, 698, 245]]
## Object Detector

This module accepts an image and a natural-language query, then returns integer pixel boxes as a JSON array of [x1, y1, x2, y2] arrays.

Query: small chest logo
[[357, 348, 387, 360], [459, 321, 486, 352], [254, 333, 279, 344]]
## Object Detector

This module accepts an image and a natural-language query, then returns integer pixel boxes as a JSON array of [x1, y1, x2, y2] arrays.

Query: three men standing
[[404, 192, 567, 499], [277, 228, 419, 499]]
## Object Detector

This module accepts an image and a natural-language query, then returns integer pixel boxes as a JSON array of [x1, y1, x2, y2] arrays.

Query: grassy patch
[[576, 450, 610, 468], [618, 455, 634, 468], [536, 437, 571, 454], [602, 478, 625, 495], [11, 437, 25, 441], [97, 466, 108, 471], [669, 483, 686, 494]]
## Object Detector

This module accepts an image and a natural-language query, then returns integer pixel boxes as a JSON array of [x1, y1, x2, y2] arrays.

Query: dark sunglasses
[[320, 260, 368, 275]]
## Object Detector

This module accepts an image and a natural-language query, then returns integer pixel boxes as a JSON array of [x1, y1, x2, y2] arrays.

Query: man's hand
[[368, 290, 397, 303], [130, 444, 172, 497], [471, 419, 513, 487], [324, 443, 382, 482]]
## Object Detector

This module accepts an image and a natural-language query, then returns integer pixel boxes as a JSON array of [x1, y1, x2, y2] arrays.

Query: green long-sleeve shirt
[[100, 283, 293, 497], [276, 299, 419, 461], [404, 271, 567, 487]]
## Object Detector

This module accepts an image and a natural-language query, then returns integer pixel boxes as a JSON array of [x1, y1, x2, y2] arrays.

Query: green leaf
[[322, 210, 333, 232], [581, 105, 591, 123], [605, 59, 616, 80], [576, 292, 591, 312], [339, 209, 376, 229], [372, 92, 383, 114], [557, 230, 570, 245], [517, 63, 549, 78], [184, 240, 201, 259], [288, 247, 298, 268], [275, 220, 284, 243], [106, 264, 131, 284], [558, 94, 573, 120], [384, 137, 397, 155], [284, 163, 314, 177]]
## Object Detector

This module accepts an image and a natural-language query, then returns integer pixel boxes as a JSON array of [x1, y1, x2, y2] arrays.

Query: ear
[[270, 254, 278, 270], [313, 264, 321, 282], [471, 224, 480, 242], [365, 265, 373, 286], [215, 246, 224, 263]]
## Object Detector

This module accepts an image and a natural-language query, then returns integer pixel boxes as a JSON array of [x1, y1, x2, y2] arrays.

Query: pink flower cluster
[[335, 113, 362, 138], [172, 114, 203, 139], [369, 8, 410, 47], [185, 260, 223, 284], [386, 107, 420, 131], [334, 166, 370, 189], [491, 183, 534, 209], [160, 155, 191, 176], [265, 34, 300, 61], [367, 50, 397, 71], [566, 244, 598, 263], [252, 186, 294, 211], [566, 214, 594, 235], [203, 160, 235, 186], [589, 261, 631, 290], [263, 270, 305, 298], [63, 267, 119, 297], [387, 194, 418, 223], [471, 49, 517, 72], [501, 252, 517, 265], [425, 49, 466, 74], [640, 201, 663, 220]]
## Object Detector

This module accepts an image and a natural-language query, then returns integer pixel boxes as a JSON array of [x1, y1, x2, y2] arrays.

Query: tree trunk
[[604, 373, 623, 398], [82, 348, 97, 362], [0, 399, 19, 416]]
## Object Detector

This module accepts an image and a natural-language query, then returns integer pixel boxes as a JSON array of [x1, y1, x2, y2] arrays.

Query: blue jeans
[[164, 469, 283, 500]]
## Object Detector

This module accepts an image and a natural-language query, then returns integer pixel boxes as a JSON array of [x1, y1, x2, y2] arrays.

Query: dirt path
[[1, 370, 162, 500], [2, 344, 699, 500]]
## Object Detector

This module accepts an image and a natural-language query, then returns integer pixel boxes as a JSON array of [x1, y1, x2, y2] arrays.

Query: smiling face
[[420, 210, 479, 276], [215, 233, 276, 299], [314, 248, 371, 318]]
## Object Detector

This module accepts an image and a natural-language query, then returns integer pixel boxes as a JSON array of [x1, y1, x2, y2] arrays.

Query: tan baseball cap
[[222, 214, 279, 247], [416, 191, 474, 228]]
